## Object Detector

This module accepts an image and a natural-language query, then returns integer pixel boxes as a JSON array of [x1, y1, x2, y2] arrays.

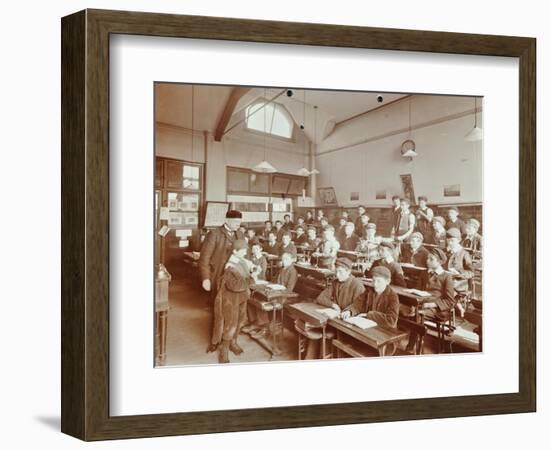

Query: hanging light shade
[[465, 97, 483, 142], [253, 160, 277, 173]]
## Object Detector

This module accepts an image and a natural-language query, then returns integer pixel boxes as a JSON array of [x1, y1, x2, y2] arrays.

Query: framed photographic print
[[61, 9, 536, 441], [318, 187, 338, 206]]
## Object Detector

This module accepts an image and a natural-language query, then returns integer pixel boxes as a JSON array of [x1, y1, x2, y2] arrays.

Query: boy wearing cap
[[462, 218, 483, 254], [210, 239, 258, 363], [366, 241, 407, 287], [199, 209, 242, 296], [446, 206, 467, 236], [402, 231, 430, 268], [302, 258, 365, 359], [420, 247, 456, 320], [339, 221, 361, 251], [357, 223, 382, 259], [343, 266, 400, 329], [316, 257, 366, 312], [415, 196, 434, 242], [445, 228, 474, 296]]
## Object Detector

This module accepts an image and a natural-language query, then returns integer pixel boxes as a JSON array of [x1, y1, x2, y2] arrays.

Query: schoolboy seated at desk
[[445, 228, 474, 314], [365, 241, 407, 287], [461, 218, 483, 255], [355, 205, 368, 232], [426, 216, 447, 248], [335, 217, 348, 243], [401, 231, 430, 268], [282, 214, 294, 231], [357, 223, 382, 260], [342, 266, 400, 329], [278, 231, 297, 259], [338, 221, 361, 251], [305, 210, 315, 225], [274, 220, 285, 242], [260, 220, 273, 241], [243, 252, 297, 339], [315, 209, 325, 226], [302, 257, 365, 359], [317, 225, 341, 269], [304, 226, 321, 251], [319, 216, 330, 232], [446, 206, 467, 236], [263, 232, 280, 255], [356, 213, 370, 239], [420, 247, 456, 321], [295, 216, 306, 231], [245, 228, 257, 249], [248, 241, 267, 281], [294, 225, 307, 246]]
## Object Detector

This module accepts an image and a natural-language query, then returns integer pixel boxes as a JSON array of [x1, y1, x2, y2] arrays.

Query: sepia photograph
[[154, 83, 483, 366]]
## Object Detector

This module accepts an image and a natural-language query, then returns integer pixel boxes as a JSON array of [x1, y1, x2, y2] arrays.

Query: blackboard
[[204, 201, 229, 228]]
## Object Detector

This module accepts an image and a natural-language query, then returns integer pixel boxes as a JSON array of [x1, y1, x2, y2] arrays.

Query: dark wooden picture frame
[[61, 9, 536, 441]]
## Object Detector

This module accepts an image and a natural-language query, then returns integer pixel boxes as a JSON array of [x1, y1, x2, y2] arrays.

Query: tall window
[[245, 100, 294, 139]]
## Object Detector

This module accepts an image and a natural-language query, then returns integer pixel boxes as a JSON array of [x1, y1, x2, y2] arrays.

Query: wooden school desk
[[249, 284, 298, 356], [329, 317, 408, 357]]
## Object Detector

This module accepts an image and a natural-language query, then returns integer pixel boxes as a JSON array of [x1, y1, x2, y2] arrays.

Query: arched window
[[245, 100, 293, 139]]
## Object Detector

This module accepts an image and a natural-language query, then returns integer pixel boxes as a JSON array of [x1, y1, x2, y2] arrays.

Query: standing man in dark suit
[[199, 209, 242, 296]]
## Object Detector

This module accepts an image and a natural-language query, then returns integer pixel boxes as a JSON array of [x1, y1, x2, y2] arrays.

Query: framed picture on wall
[[318, 187, 338, 206], [62, 9, 535, 441]]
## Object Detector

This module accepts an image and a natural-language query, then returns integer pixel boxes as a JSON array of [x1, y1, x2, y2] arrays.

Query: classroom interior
[[154, 83, 483, 366]]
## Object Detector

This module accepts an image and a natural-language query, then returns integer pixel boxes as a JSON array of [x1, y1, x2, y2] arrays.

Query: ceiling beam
[[214, 87, 251, 142]]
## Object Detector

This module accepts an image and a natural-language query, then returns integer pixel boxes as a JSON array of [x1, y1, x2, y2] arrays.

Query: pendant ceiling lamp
[[465, 96, 483, 142], [253, 88, 277, 173], [401, 96, 418, 159], [296, 94, 320, 176]]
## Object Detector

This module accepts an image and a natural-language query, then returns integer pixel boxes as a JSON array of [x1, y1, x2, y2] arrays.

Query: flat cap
[[446, 228, 462, 239], [226, 209, 243, 219], [467, 218, 480, 229], [371, 266, 391, 280], [335, 257, 353, 270]]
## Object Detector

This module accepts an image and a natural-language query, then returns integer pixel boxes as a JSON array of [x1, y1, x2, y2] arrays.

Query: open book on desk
[[316, 308, 340, 319], [266, 283, 287, 291], [344, 315, 377, 330]]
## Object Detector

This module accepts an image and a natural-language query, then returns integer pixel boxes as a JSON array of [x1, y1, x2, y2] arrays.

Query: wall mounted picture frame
[[61, 9, 536, 441], [318, 187, 339, 206]]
